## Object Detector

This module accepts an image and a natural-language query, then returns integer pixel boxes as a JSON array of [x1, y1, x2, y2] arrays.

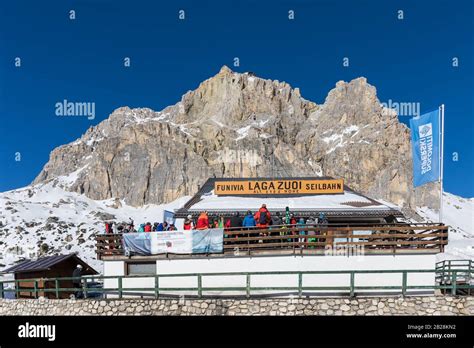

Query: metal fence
[[1, 265, 472, 299]]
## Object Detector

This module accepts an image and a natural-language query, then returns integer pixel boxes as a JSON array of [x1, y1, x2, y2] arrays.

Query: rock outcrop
[[33, 66, 438, 210]]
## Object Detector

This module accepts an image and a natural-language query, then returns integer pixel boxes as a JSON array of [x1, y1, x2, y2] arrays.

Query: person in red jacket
[[254, 204, 271, 228], [254, 204, 271, 243], [144, 222, 152, 232], [183, 215, 194, 230], [196, 211, 209, 230]]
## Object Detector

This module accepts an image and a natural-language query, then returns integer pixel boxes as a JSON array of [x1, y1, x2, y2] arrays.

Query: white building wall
[[103, 254, 437, 297], [103, 260, 158, 298], [155, 254, 436, 296]]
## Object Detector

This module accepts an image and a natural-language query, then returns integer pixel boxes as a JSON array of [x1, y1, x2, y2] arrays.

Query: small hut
[[1, 254, 98, 299]]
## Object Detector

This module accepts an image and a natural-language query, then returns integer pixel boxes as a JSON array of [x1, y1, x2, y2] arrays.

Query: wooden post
[[0, 281, 4, 299], [155, 276, 159, 299]]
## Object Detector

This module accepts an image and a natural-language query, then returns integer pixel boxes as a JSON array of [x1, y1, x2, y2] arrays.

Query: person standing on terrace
[[242, 210, 256, 228], [196, 211, 209, 230], [254, 204, 271, 228]]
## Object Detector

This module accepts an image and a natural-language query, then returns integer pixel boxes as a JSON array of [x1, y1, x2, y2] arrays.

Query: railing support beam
[[402, 271, 407, 297], [451, 271, 457, 296], [298, 273, 303, 297], [197, 275, 202, 298], [118, 277, 123, 299], [246, 274, 251, 298], [350, 272, 355, 298], [55, 279, 59, 299]]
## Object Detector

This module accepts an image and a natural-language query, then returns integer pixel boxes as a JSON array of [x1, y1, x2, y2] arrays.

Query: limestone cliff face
[[33, 66, 438, 210]]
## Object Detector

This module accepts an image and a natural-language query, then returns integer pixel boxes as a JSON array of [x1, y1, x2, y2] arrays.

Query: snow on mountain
[[416, 192, 474, 261], [0, 180, 190, 274]]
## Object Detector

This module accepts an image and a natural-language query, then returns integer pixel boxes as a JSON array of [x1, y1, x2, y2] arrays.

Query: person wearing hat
[[183, 214, 194, 230], [72, 264, 83, 299]]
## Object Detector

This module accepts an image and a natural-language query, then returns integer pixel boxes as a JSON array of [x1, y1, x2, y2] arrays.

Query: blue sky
[[0, 0, 472, 197]]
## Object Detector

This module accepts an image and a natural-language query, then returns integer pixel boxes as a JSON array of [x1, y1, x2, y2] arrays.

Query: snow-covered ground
[[0, 181, 190, 274], [416, 192, 474, 261]]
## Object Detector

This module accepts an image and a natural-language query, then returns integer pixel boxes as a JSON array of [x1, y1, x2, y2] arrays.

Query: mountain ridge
[[32, 66, 437, 212]]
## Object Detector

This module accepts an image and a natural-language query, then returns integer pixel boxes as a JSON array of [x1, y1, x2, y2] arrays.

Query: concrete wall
[[0, 296, 472, 316]]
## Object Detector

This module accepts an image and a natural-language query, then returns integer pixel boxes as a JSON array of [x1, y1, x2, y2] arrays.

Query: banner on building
[[410, 110, 440, 187], [214, 179, 344, 195], [163, 210, 176, 225], [123, 229, 224, 255]]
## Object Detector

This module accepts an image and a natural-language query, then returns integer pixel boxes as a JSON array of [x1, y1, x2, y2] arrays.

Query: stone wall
[[0, 296, 472, 316]]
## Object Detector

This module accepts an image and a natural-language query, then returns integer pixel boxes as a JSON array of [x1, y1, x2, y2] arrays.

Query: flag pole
[[439, 104, 445, 222]]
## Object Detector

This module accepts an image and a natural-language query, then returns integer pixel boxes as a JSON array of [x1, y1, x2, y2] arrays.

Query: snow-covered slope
[[417, 192, 474, 261], [0, 181, 190, 273]]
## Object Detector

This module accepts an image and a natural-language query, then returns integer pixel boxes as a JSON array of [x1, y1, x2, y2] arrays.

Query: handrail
[[1, 267, 472, 299], [95, 223, 449, 259]]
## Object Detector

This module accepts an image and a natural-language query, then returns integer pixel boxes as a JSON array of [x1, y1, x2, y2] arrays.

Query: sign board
[[123, 229, 224, 255], [214, 179, 344, 195]]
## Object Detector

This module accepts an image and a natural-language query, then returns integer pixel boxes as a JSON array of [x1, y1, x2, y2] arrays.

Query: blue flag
[[410, 110, 440, 187]]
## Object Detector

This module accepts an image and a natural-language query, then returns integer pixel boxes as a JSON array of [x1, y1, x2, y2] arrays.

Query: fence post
[[298, 273, 303, 297], [350, 272, 355, 298], [83, 278, 88, 299], [118, 276, 123, 299], [0, 281, 4, 299], [246, 273, 250, 298], [451, 271, 457, 296], [197, 274, 202, 298], [33, 280, 38, 299], [402, 271, 407, 297], [55, 279, 59, 299], [155, 276, 159, 299]]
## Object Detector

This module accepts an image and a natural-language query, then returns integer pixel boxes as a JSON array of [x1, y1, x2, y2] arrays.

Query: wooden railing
[[95, 223, 448, 259]]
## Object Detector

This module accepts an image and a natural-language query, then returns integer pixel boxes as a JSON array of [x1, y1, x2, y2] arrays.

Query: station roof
[[175, 177, 403, 219]]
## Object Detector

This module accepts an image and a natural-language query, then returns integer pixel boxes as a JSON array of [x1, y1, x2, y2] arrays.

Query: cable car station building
[[96, 177, 449, 297]]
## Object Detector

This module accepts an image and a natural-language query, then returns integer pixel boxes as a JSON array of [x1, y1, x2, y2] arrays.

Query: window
[[126, 262, 156, 276]]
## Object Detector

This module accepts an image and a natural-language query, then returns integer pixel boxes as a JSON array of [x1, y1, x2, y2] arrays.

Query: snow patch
[[416, 192, 474, 261], [0, 183, 190, 272]]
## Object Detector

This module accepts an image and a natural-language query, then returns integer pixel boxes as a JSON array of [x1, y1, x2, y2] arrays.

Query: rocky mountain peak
[[32, 68, 438, 211]]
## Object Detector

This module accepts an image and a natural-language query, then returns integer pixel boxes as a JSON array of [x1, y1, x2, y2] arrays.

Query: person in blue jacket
[[242, 210, 256, 228]]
